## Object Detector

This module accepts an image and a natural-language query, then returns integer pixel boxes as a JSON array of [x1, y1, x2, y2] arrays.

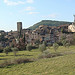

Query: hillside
[[0, 46, 75, 75], [28, 20, 72, 30]]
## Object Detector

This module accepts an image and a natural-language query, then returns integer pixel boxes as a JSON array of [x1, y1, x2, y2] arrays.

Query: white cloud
[[43, 14, 58, 18], [4, 0, 34, 6], [48, 14, 57, 18], [4, 0, 25, 5], [28, 12, 39, 15], [26, 0, 34, 3], [25, 7, 35, 11]]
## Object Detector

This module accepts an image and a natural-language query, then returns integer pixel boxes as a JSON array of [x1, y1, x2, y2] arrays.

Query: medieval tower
[[74, 15, 75, 23], [17, 22, 22, 32], [73, 15, 75, 25]]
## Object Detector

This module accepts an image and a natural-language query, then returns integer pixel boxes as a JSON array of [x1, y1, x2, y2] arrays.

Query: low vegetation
[[0, 46, 75, 75], [0, 58, 34, 68], [11, 47, 18, 56], [26, 44, 32, 51], [39, 43, 46, 52]]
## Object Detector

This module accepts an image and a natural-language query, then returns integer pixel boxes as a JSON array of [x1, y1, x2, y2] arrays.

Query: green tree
[[62, 40, 67, 47], [65, 43, 70, 48], [0, 34, 8, 42], [39, 44, 46, 52], [43, 41, 47, 46], [53, 43, 59, 52], [3, 46, 10, 55], [23, 33, 25, 43], [11, 47, 18, 56], [35, 40, 40, 47], [26, 44, 32, 51]]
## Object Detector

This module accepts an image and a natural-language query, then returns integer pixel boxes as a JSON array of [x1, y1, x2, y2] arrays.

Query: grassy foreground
[[0, 46, 75, 75]]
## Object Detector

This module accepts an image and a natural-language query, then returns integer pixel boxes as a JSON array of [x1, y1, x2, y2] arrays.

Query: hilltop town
[[0, 17, 75, 49]]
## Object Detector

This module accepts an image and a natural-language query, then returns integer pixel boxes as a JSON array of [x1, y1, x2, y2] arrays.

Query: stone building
[[17, 22, 22, 32], [68, 15, 75, 32], [1, 17, 75, 47]]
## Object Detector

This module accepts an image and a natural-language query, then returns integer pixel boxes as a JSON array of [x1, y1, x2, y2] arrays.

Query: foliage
[[34, 40, 40, 47], [0, 58, 33, 68], [53, 43, 59, 52], [43, 41, 47, 46], [28, 20, 72, 30], [23, 33, 25, 43], [71, 33, 75, 45], [3, 46, 11, 55], [26, 44, 32, 51], [38, 52, 63, 59], [39, 44, 46, 52], [0, 47, 3, 53], [11, 47, 18, 56], [0, 46, 75, 75], [16, 38, 26, 50], [65, 43, 70, 48], [0, 34, 8, 42], [61, 34, 66, 41], [62, 40, 67, 47]]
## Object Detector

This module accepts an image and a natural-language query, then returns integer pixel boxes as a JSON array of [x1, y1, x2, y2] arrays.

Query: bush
[[12, 58, 32, 64], [39, 44, 46, 52], [0, 47, 3, 53], [53, 43, 59, 52], [43, 41, 47, 46], [0, 58, 33, 68], [17, 43, 26, 51], [65, 43, 70, 48], [11, 47, 18, 56], [3, 46, 11, 55], [62, 40, 67, 47], [43, 50, 50, 55], [38, 52, 63, 59], [35, 40, 40, 47], [31, 46, 38, 49], [26, 44, 32, 51]]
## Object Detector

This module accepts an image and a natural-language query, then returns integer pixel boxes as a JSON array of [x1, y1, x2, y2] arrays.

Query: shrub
[[31, 46, 38, 49], [11, 47, 18, 56], [0, 58, 33, 68], [38, 52, 63, 59], [53, 43, 59, 52], [43, 50, 50, 55], [0, 47, 3, 53], [62, 40, 67, 47], [3, 46, 11, 55], [38, 50, 51, 59], [26, 44, 32, 51], [65, 43, 70, 48], [39, 44, 46, 52], [13, 58, 32, 64], [35, 40, 40, 47], [17, 43, 26, 51]]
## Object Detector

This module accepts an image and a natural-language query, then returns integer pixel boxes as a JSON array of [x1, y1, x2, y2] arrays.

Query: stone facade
[[68, 23, 75, 32], [1, 21, 75, 47], [17, 22, 22, 32]]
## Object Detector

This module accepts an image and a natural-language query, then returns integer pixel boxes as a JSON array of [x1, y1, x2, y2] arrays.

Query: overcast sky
[[0, 0, 75, 31]]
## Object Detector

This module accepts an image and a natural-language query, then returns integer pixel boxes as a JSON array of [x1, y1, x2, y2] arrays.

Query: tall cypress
[[23, 33, 25, 43]]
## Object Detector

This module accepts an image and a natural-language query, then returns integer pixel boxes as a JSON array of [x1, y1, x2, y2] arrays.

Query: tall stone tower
[[73, 15, 75, 25], [17, 22, 22, 32]]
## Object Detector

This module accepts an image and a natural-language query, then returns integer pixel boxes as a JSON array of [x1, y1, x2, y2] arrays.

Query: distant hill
[[28, 20, 72, 30]]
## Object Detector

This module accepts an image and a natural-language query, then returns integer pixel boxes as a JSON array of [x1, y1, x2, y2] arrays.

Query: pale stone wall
[[68, 24, 75, 32]]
